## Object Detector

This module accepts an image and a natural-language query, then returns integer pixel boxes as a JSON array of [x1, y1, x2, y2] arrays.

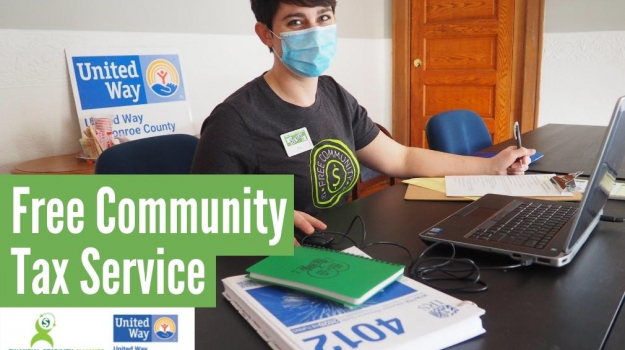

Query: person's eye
[[319, 14, 332, 22], [288, 19, 303, 26]]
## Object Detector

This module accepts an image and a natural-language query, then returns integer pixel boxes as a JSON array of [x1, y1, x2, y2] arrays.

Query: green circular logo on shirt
[[310, 139, 360, 209]]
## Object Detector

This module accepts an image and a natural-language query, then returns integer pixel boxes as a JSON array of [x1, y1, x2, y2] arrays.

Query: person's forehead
[[274, 3, 333, 18]]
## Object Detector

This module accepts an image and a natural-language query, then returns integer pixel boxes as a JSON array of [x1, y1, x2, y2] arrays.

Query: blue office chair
[[95, 134, 199, 174], [425, 110, 492, 155]]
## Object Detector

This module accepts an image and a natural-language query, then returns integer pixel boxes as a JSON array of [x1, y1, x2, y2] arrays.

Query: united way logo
[[153, 316, 177, 340], [70, 53, 186, 110], [310, 139, 360, 209], [146, 59, 179, 97], [114, 315, 178, 342]]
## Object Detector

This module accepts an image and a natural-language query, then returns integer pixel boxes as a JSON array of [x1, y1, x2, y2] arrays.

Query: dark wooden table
[[486, 124, 625, 180], [196, 184, 625, 350], [196, 124, 625, 349]]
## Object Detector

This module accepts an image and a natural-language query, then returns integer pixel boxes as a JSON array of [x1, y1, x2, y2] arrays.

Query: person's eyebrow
[[282, 12, 306, 21]]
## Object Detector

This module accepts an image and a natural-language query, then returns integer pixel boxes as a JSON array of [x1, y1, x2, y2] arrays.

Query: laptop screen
[[565, 97, 625, 251]]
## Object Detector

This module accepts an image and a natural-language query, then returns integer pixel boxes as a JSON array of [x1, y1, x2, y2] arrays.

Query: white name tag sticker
[[280, 127, 314, 157]]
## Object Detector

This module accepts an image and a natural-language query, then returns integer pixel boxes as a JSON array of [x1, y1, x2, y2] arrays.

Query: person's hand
[[293, 210, 327, 246], [491, 146, 536, 175], [151, 83, 178, 96]]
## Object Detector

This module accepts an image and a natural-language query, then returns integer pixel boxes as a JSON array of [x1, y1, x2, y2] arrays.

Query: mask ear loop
[[267, 27, 286, 64], [267, 27, 282, 56]]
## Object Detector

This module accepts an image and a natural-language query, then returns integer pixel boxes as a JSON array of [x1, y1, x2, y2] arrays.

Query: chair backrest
[[425, 110, 493, 155], [95, 134, 199, 174]]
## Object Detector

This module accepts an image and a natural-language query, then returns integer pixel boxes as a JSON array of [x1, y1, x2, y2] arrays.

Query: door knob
[[413, 59, 422, 68]]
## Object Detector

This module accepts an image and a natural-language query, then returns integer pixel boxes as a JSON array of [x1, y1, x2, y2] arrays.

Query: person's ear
[[255, 22, 274, 50]]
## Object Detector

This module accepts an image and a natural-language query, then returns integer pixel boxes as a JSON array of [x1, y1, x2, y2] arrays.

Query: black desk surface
[[485, 124, 625, 180], [196, 184, 625, 350]]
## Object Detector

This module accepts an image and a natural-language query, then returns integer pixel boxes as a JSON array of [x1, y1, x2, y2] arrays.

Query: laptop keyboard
[[468, 202, 578, 249]]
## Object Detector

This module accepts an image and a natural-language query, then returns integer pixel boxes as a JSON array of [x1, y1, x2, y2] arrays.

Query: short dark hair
[[250, 0, 337, 31]]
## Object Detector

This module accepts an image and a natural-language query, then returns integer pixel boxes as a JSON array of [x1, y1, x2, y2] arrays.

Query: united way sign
[[66, 48, 194, 140]]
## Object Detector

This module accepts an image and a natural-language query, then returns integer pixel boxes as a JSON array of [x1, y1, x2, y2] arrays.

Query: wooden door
[[409, 0, 515, 148]]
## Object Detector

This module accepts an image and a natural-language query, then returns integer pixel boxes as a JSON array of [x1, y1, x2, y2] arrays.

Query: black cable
[[301, 216, 528, 293], [480, 263, 525, 270], [407, 241, 529, 293], [362, 241, 413, 265], [300, 215, 367, 247], [409, 242, 485, 292], [300, 215, 413, 266], [300, 230, 359, 247], [600, 215, 625, 223], [332, 215, 367, 245]]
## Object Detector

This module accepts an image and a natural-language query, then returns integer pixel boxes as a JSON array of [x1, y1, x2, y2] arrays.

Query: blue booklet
[[473, 151, 544, 163]]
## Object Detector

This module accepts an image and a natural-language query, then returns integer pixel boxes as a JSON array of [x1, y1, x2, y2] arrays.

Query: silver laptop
[[419, 97, 625, 267]]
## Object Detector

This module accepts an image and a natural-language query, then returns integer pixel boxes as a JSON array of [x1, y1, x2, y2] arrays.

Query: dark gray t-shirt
[[191, 75, 379, 214]]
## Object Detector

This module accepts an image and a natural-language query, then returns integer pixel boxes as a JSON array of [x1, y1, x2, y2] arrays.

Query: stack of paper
[[223, 247, 485, 350], [403, 175, 583, 202], [444, 174, 572, 197]]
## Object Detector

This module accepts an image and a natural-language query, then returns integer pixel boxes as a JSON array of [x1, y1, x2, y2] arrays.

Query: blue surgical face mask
[[270, 24, 337, 78]]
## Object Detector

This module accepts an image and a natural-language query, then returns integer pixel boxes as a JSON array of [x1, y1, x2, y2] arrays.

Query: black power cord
[[409, 241, 531, 293], [300, 216, 529, 293], [600, 215, 625, 223]]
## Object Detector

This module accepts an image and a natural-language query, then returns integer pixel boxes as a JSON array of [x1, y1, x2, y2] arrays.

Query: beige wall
[[0, 0, 391, 39], [545, 0, 625, 33], [540, 0, 625, 126], [0, 0, 392, 173]]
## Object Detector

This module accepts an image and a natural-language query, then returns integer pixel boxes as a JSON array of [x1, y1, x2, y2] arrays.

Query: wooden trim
[[392, 0, 411, 146], [533, 0, 545, 129], [511, 0, 545, 135], [520, 0, 545, 133], [408, 0, 425, 148], [494, 0, 515, 144], [510, 0, 527, 136]]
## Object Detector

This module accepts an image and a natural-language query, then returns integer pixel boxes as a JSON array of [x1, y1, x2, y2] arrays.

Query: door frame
[[392, 0, 545, 146]]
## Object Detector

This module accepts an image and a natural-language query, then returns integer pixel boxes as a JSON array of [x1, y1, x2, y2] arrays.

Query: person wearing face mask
[[191, 0, 536, 245]]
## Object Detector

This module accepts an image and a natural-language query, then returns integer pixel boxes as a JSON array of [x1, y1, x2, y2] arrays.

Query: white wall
[[543, 0, 625, 33], [540, 31, 625, 126], [0, 0, 391, 39], [0, 1, 392, 173], [539, 0, 625, 126]]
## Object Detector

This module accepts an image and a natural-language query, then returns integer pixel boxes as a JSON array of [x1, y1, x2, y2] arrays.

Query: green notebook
[[246, 246, 405, 306]]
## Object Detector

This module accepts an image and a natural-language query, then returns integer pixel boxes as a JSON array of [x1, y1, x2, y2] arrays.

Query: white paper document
[[223, 247, 486, 350], [445, 174, 573, 197]]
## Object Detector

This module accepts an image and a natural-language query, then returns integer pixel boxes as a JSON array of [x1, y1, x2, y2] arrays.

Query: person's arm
[[333, 78, 532, 177], [356, 132, 535, 178]]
